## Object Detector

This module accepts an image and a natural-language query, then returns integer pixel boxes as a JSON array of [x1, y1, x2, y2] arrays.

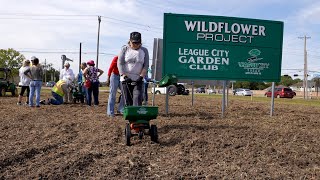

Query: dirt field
[[1, 91, 319, 179]]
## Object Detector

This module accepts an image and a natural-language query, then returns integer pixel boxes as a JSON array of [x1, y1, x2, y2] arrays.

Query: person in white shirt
[[17, 59, 31, 105], [60, 62, 75, 103]]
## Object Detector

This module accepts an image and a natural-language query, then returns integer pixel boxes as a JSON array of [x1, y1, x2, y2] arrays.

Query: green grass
[[18, 87, 320, 107], [192, 93, 320, 107]]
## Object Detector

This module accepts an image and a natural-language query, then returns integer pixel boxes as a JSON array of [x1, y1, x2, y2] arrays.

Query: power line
[[100, 16, 162, 30], [18, 50, 116, 56], [0, 17, 93, 21], [0, 13, 97, 17], [0, 13, 163, 30], [101, 19, 162, 34]]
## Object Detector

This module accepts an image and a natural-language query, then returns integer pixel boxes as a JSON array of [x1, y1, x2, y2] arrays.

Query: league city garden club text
[[184, 20, 266, 43]]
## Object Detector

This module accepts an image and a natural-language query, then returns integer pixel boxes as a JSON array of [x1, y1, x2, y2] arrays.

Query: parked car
[[196, 87, 205, 93], [150, 83, 189, 96], [207, 88, 216, 94], [232, 88, 242, 95], [46, 81, 56, 87], [235, 88, 253, 96], [264, 87, 296, 98]]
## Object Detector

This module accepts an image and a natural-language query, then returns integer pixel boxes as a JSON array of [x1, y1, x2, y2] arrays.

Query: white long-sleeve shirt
[[18, 66, 31, 86], [117, 45, 149, 81], [60, 68, 75, 84]]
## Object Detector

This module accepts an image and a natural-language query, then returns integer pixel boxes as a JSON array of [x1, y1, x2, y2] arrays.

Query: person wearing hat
[[60, 61, 75, 103], [117, 31, 149, 106], [29, 56, 37, 66], [83, 60, 104, 106], [24, 56, 43, 107], [17, 59, 31, 105]]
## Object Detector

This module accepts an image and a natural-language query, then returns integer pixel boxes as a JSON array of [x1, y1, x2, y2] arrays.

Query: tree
[[42, 63, 60, 82], [0, 48, 25, 75], [279, 75, 302, 87], [233, 81, 269, 90], [312, 77, 320, 97]]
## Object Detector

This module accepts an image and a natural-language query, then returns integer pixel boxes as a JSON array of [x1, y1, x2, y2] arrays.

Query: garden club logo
[[247, 49, 263, 62], [137, 107, 148, 115], [238, 49, 269, 75]]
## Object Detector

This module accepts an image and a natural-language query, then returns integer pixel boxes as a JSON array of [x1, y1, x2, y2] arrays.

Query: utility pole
[[96, 16, 102, 68], [44, 59, 47, 84], [79, 42, 82, 73], [298, 35, 311, 100]]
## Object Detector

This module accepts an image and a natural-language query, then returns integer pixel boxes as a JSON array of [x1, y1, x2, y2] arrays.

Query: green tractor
[[0, 68, 18, 97]]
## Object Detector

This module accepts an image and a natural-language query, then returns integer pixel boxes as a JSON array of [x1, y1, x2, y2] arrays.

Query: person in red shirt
[[106, 56, 124, 117]]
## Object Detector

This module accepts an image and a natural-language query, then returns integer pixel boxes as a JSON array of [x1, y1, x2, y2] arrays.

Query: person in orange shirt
[[106, 56, 124, 117]]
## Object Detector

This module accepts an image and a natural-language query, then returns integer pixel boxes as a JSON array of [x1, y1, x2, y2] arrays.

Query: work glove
[[124, 76, 132, 83], [136, 76, 143, 83]]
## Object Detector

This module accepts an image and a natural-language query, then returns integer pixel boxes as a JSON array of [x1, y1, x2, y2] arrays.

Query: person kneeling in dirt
[[42, 80, 73, 105]]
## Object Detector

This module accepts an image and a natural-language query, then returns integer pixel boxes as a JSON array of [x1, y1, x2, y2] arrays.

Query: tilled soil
[[0, 92, 319, 179]]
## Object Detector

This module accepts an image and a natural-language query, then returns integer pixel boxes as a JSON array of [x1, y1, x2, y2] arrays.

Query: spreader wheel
[[150, 125, 158, 143], [138, 131, 144, 140], [125, 123, 131, 146]]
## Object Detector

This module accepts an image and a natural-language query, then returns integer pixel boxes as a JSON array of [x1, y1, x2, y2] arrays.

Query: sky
[[0, 0, 319, 81]]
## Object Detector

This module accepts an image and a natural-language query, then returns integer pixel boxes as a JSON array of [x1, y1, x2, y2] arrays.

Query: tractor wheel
[[167, 85, 177, 96], [1, 88, 6, 97], [80, 96, 84, 103], [125, 123, 131, 146], [12, 88, 18, 97], [150, 125, 158, 143], [176, 84, 185, 95]]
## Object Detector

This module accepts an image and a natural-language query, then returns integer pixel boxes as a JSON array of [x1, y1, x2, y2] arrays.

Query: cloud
[[297, 2, 320, 24], [0, 0, 319, 80]]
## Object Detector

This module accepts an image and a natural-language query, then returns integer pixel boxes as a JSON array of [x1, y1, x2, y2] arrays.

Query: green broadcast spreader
[[122, 74, 177, 146], [123, 106, 159, 146]]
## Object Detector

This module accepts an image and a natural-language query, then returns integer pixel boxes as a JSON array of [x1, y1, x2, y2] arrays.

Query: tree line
[[0, 48, 59, 82], [232, 76, 303, 90], [0, 48, 315, 89]]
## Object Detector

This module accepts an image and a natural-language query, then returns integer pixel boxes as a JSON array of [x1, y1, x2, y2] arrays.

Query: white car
[[235, 89, 253, 96], [207, 88, 216, 94]]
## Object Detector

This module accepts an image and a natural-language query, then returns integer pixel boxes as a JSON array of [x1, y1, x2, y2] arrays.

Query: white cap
[[64, 62, 70, 66], [30, 56, 37, 61]]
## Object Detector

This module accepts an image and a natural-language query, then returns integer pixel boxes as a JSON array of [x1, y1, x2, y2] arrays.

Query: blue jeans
[[29, 80, 42, 107], [107, 74, 124, 115], [80, 84, 88, 102], [81, 85, 88, 96], [143, 82, 148, 102], [87, 81, 99, 106], [50, 91, 64, 105]]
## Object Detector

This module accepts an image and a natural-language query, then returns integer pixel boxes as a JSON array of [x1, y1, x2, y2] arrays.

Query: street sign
[[163, 13, 284, 82]]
